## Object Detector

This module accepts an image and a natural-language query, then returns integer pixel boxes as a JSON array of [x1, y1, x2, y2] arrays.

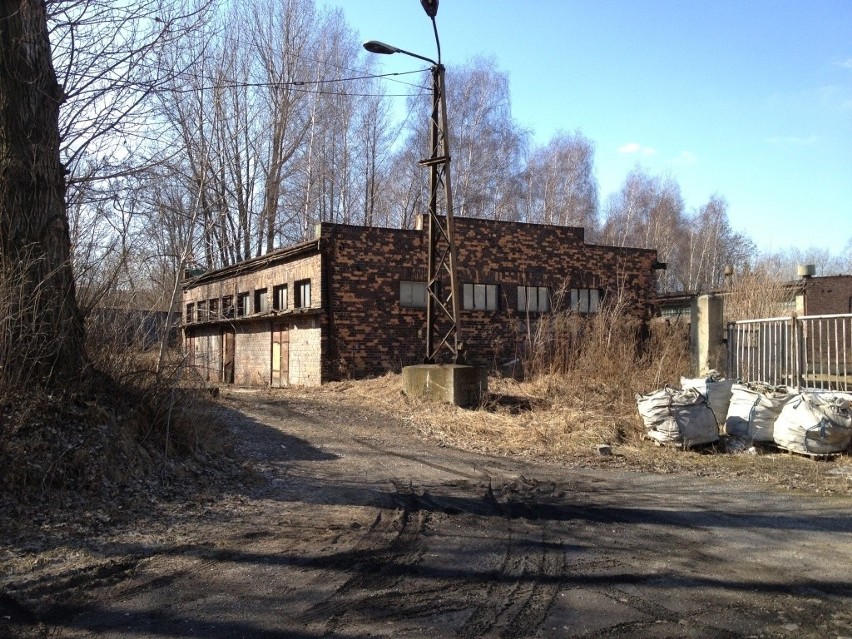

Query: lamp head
[[363, 40, 400, 55], [420, 0, 439, 18]]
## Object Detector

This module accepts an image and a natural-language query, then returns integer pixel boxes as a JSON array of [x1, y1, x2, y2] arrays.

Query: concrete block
[[402, 364, 488, 408]]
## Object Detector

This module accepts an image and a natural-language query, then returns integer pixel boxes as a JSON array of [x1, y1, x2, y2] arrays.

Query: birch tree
[[524, 130, 598, 232]]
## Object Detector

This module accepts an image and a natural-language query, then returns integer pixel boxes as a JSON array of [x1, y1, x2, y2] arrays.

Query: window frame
[[295, 279, 311, 309], [273, 284, 288, 311], [236, 292, 250, 317], [185, 302, 194, 324], [569, 287, 602, 314], [463, 283, 498, 311], [399, 280, 427, 309], [254, 288, 268, 314], [517, 285, 550, 313]]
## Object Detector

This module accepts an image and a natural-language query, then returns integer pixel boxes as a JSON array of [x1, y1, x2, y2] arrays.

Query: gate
[[727, 314, 852, 391]]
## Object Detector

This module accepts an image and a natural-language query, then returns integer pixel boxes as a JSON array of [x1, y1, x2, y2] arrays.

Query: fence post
[[691, 294, 725, 376], [792, 315, 804, 391]]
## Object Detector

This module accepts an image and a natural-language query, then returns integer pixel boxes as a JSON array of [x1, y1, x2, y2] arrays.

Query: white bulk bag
[[636, 387, 719, 448], [725, 383, 792, 443], [681, 371, 734, 425], [773, 392, 852, 455]]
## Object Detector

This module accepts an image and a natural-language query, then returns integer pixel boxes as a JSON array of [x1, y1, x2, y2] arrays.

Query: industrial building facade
[[182, 216, 660, 386]]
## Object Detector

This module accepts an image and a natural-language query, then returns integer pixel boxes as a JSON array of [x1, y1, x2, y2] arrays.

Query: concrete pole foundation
[[402, 364, 488, 408]]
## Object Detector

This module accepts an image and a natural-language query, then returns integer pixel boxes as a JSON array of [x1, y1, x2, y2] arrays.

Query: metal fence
[[727, 314, 852, 391]]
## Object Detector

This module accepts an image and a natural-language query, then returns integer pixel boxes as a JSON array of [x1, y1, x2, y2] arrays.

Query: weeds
[[0, 286, 230, 501]]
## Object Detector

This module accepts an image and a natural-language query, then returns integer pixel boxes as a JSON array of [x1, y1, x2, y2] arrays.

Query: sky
[[324, 0, 852, 256]]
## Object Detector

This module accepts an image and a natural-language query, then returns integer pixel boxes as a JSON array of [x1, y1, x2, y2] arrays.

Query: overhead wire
[[63, 64, 432, 98]]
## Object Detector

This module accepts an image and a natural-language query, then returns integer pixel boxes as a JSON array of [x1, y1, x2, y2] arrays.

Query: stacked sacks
[[636, 386, 719, 448], [773, 392, 852, 455], [725, 383, 793, 443], [681, 371, 734, 426]]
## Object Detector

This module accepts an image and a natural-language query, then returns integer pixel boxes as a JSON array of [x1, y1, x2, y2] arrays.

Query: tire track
[[299, 482, 430, 632], [457, 478, 567, 638]]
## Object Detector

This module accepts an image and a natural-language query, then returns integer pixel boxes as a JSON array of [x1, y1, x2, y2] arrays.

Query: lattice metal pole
[[420, 63, 463, 364]]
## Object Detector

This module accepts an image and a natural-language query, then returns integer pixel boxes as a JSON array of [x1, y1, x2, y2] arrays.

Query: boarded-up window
[[570, 288, 602, 313], [518, 286, 550, 313], [463, 283, 498, 311], [400, 281, 427, 308]]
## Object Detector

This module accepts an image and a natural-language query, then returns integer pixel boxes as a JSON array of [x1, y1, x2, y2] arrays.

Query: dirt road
[[4, 390, 852, 638]]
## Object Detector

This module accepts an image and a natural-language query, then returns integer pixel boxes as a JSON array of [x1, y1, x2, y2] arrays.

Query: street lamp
[[363, 1, 463, 365], [362, 40, 436, 66]]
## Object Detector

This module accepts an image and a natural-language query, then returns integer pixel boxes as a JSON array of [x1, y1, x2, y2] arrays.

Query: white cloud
[[618, 142, 656, 156], [836, 57, 852, 69]]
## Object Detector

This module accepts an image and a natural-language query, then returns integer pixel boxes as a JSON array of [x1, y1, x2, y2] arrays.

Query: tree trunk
[[0, 0, 87, 388]]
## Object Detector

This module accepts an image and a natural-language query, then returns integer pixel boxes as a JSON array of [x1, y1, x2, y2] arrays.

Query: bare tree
[[524, 130, 598, 232], [392, 57, 528, 224], [447, 57, 528, 221], [600, 167, 685, 292]]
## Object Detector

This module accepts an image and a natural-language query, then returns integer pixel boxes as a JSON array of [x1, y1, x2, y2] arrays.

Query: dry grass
[[297, 373, 852, 496], [292, 307, 851, 497]]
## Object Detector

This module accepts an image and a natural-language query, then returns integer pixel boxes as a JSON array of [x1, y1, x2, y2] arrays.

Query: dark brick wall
[[321, 217, 658, 380], [803, 276, 852, 315], [321, 225, 426, 381]]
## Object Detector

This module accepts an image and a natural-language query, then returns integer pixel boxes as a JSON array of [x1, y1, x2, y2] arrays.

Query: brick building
[[796, 274, 852, 315], [182, 216, 660, 386]]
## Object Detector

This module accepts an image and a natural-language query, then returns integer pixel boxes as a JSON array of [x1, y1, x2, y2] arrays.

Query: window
[[196, 300, 207, 321], [209, 298, 219, 320], [518, 286, 550, 313], [400, 281, 427, 308], [236, 292, 250, 317], [185, 303, 194, 323], [254, 288, 268, 313], [463, 283, 498, 311], [273, 284, 288, 311], [222, 295, 234, 318], [295, 279, 311, 308], [570, 288, 601, 314]]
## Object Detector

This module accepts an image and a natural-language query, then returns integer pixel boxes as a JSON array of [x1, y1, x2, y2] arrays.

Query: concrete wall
[[183, 253, 322, 316]]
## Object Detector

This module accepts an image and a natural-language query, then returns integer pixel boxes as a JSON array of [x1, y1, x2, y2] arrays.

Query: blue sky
[[328, 0, 852, 255]]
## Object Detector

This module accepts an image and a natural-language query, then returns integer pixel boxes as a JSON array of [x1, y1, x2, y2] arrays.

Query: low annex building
[[182, 216, 660, 386]]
